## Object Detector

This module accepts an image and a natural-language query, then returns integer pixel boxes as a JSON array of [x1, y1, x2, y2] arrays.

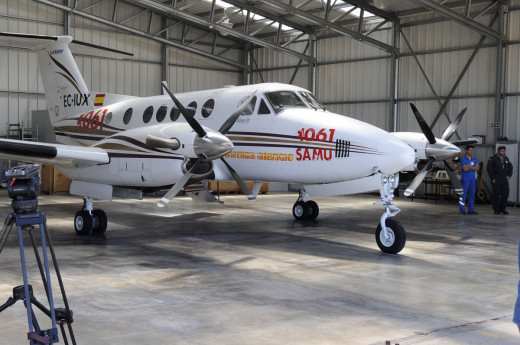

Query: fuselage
[[54, 83, 415, 188]]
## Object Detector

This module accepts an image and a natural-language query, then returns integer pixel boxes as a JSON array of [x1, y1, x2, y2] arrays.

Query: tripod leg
[[44, 222, 77, 345], [0, 214, 15, 256], [16, 222, 36, 336], [38, 220, 57, 331]]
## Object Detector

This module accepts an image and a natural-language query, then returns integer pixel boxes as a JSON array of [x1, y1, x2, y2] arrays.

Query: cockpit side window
[[258, 99, 271, 115], [299, 91, 325, 110], [266, 91, 307, 113]]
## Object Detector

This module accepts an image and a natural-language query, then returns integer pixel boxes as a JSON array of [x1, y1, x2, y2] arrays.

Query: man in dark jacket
[[487, 146, 513, 214]]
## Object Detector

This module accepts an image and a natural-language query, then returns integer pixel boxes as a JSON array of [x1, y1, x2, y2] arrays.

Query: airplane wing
[[0, 139, 109, 167]]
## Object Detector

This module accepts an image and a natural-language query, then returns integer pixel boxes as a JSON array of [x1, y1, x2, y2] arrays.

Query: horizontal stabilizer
[[0, 32, 133, 59], [0, 139, 109, 167]]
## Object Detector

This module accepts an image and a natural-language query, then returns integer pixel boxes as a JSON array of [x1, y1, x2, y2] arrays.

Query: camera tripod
[[0, 210, 76, 345]]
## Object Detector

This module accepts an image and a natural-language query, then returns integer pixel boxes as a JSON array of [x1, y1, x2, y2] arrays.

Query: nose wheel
[[375, 218, 406, 254]]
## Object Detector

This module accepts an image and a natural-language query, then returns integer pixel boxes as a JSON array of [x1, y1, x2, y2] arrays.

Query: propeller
[[404, 103, 465, 197], [404, 156, 435, 197], [442, 108, 467, 142], [410, 103, 436, 144], [157, 82, 256, 207]]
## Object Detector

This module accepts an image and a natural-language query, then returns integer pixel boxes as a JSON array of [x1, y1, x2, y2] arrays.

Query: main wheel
[[292, 201, 308, 220], [92, 209, 107, 234], [307, 200, 319, 220], [74, 210, 92, 235], [375, 218, 406, 254]]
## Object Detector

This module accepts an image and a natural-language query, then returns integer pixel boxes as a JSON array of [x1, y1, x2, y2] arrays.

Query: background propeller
[[157, 83, 256, 207], [404, 104, 466, 197]]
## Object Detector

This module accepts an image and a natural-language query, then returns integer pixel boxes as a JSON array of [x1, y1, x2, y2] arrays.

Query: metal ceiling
[[35, 0, 507, 70]]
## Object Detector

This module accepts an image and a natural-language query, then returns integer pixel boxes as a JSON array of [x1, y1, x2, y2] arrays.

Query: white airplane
[[0, 32, 464, 254]]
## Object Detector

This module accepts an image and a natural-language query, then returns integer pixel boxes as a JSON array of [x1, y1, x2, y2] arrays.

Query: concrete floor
[[0, 189, 519, 345]]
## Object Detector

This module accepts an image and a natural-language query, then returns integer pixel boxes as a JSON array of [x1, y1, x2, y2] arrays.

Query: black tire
[[292, 201, 308, 220], [74, 210, 92, 235], [92, 209, 107, 234], [307, 200, 319, 220], [375, 218, 406, 254]]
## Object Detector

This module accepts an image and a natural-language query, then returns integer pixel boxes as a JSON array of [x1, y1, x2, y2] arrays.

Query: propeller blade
[[219, 91, 257, 135], [410, 103, 436, 145], [220, 157, 255, 200], [443, 160, 463, 195], [442, 108, 467, 142], [404, 157, 435, 196], [157, 156, 203, 207], [162, 82, 206, 138]]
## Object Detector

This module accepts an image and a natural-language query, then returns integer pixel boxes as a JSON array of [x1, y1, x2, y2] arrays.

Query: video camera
[[5, 164, 41, 213]]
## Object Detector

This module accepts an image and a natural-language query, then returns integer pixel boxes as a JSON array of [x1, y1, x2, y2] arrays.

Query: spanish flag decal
[[94, 94, 105, 106]]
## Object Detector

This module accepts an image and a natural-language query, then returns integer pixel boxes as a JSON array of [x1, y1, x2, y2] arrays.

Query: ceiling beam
[[260, 0, 395, 53], [342, 0, 398, 22], [128, 0, 315, 62], [409, 0, 504, 40], [219, 0, 313, 34]]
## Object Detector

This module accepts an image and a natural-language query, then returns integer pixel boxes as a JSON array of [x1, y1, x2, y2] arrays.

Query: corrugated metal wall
[[317, 29, 392, 130], [0, 0, 241, 136], [398, 12, 499, 142]]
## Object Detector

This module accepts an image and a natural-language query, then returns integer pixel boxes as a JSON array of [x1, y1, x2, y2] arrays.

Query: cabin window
[[258, 99, 271, 115], [156, 105, 167, 122], [123, 108, 133, 125], [143, 106, 154, 123], [299, 92, 325, 110], [170, 107, 180, 121], [266, 91, 307, 114], [187, 101, 197, 116], [104, 112, 113, 125], [202, 99, 215, 118]]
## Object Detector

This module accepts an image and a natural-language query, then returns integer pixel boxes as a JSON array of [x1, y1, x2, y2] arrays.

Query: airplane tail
[[0, 32, 133, 126], [35, 36, 93, 124]]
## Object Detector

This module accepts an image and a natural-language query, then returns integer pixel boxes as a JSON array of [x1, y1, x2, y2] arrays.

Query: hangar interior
[[1, 0, 520, 344]]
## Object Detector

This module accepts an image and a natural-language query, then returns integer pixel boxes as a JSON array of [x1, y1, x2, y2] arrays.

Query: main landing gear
[[292, 191, 319, 220], [293, 173, 406, 254], [74, 197, 108, 235]]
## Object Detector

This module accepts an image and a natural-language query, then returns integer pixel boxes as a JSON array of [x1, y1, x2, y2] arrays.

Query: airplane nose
[[377, 135, 416, 174]]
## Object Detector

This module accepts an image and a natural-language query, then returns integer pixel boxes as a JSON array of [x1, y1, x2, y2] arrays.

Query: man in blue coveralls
[[459, 145, 480, 215]]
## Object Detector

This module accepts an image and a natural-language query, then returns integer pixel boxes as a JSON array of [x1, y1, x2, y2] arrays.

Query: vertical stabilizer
[[35, 36, 94, 124]]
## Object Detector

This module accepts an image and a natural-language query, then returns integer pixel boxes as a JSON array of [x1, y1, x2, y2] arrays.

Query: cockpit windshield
[[266, 91, 307, 113], [299, 91, 325, 110]]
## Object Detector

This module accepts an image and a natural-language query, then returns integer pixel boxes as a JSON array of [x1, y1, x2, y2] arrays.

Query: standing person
[[487, 145, 514, 214], [459, 145, 480, 215]]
